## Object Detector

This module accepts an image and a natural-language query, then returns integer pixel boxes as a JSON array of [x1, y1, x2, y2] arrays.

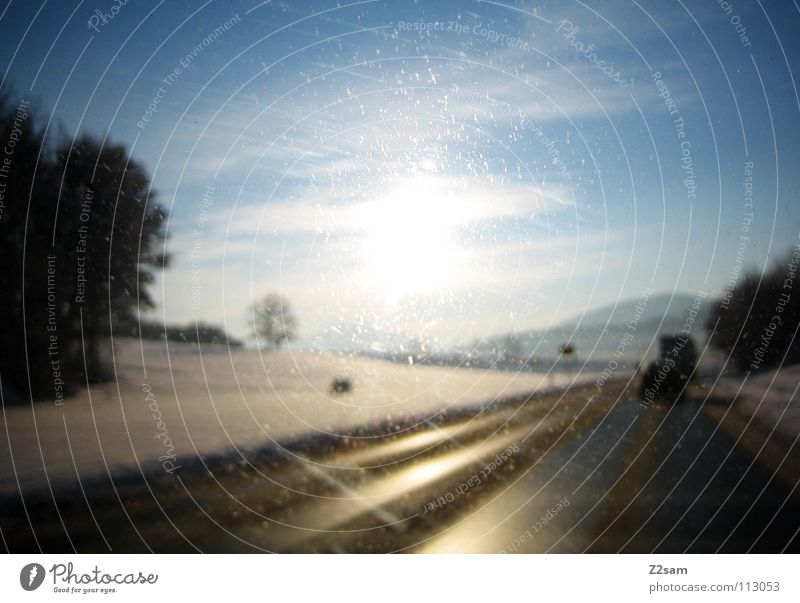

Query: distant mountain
[[576, 292, 705, 327], [485, 291, 711, 365]]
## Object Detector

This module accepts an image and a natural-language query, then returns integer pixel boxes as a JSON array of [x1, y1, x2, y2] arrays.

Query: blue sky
[[2, 0, 799, 348]]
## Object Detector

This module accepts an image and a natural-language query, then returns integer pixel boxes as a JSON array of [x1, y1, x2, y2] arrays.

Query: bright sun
[[357, 178, 460, 302]]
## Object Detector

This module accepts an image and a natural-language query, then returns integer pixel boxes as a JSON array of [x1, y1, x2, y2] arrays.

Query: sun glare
[[358, 178, 461, 302]]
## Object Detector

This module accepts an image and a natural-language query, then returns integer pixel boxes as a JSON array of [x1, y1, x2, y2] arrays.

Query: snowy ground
[[706, 364, 800, 440], [0, 340, 593, 495], [698, 364, 800, 490]]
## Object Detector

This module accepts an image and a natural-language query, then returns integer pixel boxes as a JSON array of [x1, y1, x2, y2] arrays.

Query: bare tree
[[250, 293, 297, 348]]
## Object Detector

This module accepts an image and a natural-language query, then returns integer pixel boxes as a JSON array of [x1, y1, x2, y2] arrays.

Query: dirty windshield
[[1, 0, 799, 557]]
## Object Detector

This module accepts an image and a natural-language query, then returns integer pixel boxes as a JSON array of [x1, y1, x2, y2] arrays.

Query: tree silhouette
[[705, 250, 800, 373], [53, 135, 169, 381], [250, 293, 297, 349], [0, 93, 52, 400], [0, 92, 169, 402], [133, 320, 243, 346]]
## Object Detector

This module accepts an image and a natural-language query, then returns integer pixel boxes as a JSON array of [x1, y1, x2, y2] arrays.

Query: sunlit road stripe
[[280, 450, 404, 530], [416, 388, 634, 553]]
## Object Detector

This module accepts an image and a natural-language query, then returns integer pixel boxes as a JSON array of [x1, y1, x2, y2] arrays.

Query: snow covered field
[[0, 340, 589, 494]]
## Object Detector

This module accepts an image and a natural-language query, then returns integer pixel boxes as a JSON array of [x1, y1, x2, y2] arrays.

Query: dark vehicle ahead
[[639, 335, 698, 403]]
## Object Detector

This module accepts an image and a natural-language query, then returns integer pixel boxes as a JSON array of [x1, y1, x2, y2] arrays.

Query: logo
[[20, 563, 45, 591]]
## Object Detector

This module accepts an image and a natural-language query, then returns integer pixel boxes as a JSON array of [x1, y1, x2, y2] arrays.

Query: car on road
[[639, 335, 698, 403]]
